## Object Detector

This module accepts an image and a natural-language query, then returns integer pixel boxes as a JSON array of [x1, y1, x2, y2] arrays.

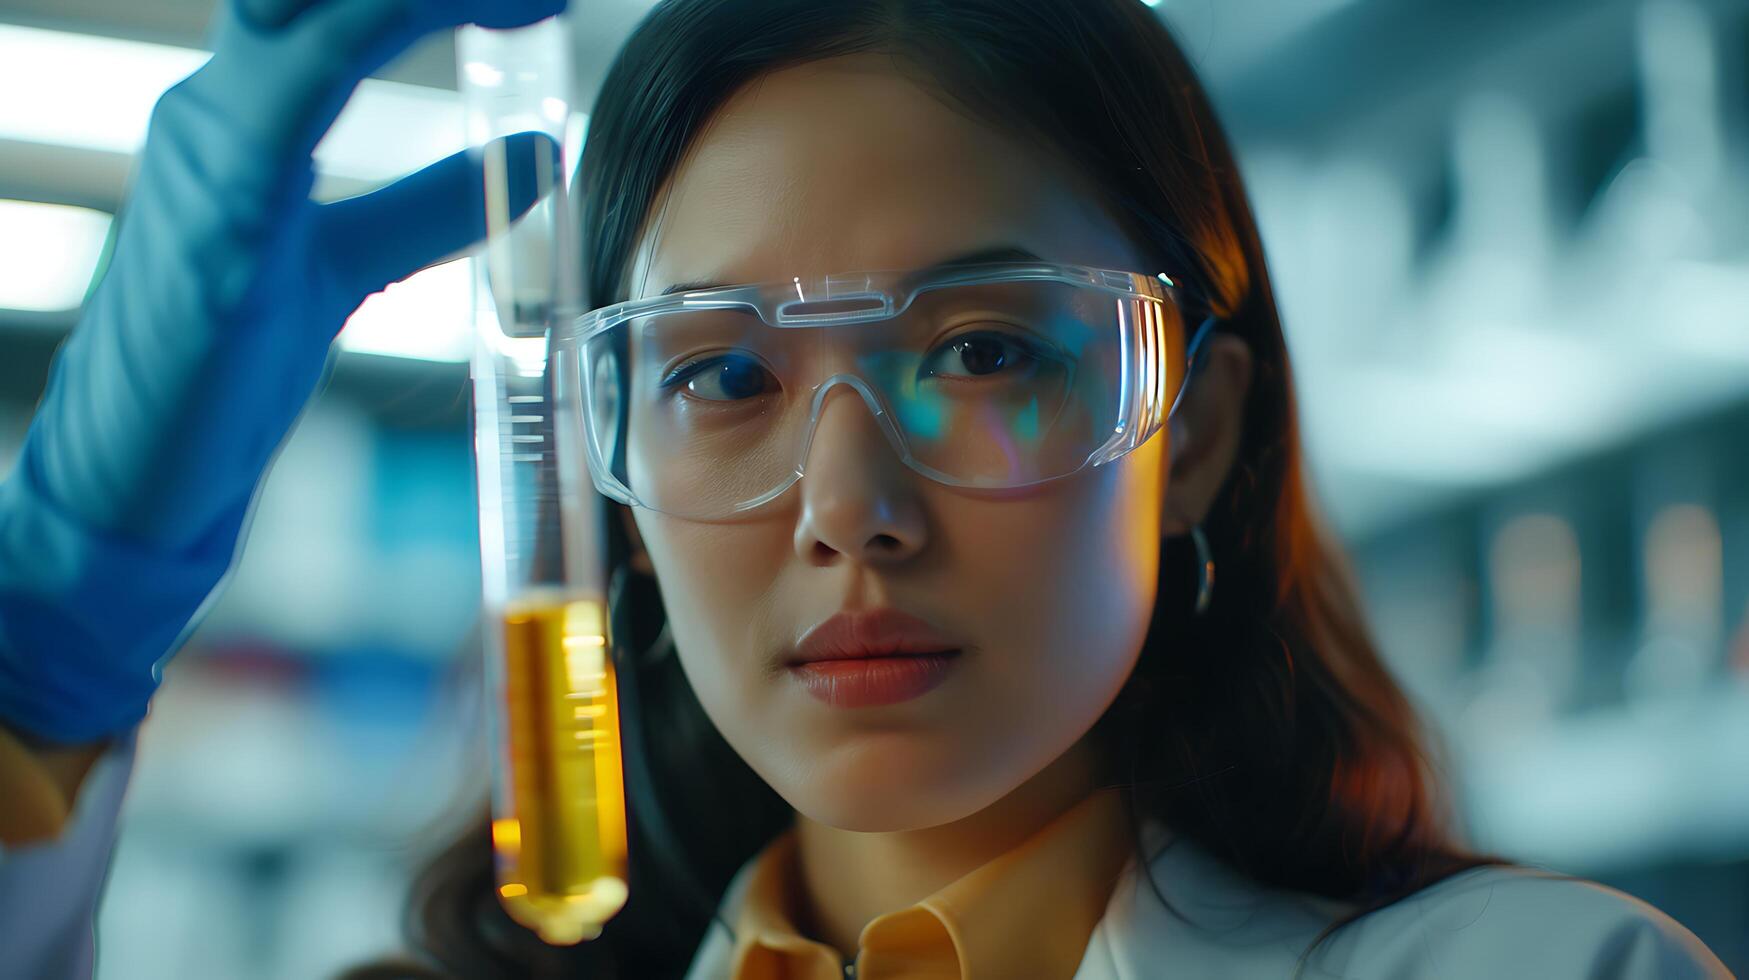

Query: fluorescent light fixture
[[0, 23, 463, 184], [0, 25, 205, 155], [338, 257, 474, 362], [0, 200, 112, 312], [0, 24, 595, 361]]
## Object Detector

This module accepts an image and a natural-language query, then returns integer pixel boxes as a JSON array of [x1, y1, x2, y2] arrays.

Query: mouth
[[784, 647, 964, 676], [782, 607, 965, 707], [790, 649, 962, 664], [783, 606, 962, 667], [785, 649, 963, 708]]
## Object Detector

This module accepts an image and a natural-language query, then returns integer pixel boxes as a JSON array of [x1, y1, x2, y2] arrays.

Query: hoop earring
[[1190, 524, 1215, 616], [640, 621, 676, 666]]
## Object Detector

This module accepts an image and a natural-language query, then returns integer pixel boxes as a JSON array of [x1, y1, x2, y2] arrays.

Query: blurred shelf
[[1459, 678, 1749, 874]]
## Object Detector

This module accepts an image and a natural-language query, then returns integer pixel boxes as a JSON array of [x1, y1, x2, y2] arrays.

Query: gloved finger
[[314, 131, 560, 305], [418, 0, 577, 31], [295, 0, 570, 53], [236, 0, 563, 33], [233, 0, 319, 31], [189, 0, 565, 173], [274, 0, 569, 131]]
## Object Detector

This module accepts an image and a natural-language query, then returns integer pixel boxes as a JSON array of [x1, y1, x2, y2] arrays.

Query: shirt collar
[[727, 786, 1140, 980]]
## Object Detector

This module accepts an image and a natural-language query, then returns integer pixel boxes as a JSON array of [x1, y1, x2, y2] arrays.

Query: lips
[[788, 653, 961, 708], [786, 607, 960, 666]]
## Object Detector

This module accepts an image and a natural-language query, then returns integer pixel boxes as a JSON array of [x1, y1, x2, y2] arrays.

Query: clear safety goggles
[[551, 261, 1216, 520]]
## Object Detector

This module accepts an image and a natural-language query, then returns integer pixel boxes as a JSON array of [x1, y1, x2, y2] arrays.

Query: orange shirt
[[0, 725, 79, 845], [726, 786, 1139, 980]]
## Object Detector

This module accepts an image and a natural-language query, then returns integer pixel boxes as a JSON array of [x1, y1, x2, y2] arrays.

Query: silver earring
[[640, 621, 676, 666], [1190, 524, 1214, 616]]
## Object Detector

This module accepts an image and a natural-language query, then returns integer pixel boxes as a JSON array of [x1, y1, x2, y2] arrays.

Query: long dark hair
[[351, 1, 1515, 976]]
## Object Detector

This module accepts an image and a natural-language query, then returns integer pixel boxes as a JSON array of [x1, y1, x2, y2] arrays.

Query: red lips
[[786, 607, 960, 665]]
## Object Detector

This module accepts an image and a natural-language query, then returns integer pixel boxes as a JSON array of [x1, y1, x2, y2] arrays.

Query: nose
[[791, 379, 928, 568]]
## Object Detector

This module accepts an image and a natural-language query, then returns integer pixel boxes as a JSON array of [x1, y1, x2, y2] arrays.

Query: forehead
[[627, 53, 1146, 300]]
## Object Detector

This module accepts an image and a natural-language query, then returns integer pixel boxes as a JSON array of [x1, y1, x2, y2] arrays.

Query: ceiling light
[[0, 23, 463, 184], [0, 200, 112, 312]]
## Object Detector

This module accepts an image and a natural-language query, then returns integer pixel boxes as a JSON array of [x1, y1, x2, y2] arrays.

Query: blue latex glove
[[0, 0, 563, 744]]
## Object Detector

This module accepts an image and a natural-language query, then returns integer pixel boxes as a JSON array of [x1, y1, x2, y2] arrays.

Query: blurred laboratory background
[[1, 0, 1745, 976]]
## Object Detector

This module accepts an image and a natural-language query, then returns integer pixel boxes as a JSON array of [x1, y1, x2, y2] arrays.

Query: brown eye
[[921, 331, 1041, 379]]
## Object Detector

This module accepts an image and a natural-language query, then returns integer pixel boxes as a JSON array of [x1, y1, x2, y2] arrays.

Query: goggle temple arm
[[1088, 311, 1220, 469]]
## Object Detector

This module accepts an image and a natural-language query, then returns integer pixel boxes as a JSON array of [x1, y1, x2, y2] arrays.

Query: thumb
[[314, 130, 560, 301]]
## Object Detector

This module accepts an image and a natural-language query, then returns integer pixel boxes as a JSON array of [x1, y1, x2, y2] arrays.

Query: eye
[[920, 331, 1042, 380], [660, 353, 776, 401]]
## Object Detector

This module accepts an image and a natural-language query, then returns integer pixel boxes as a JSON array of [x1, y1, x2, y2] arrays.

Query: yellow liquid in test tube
[[492, 595, 629, 944]]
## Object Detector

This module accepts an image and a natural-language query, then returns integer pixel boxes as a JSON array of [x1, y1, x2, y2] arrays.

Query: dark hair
[[352, 0, 1517, 976]]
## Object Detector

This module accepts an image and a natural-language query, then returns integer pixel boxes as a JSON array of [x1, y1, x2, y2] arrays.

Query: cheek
[[942, 443, 1163, 714], [631, 512, 792, 712]]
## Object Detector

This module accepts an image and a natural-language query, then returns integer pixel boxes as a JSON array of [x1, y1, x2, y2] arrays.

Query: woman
[[0, 1, 1730, 978]]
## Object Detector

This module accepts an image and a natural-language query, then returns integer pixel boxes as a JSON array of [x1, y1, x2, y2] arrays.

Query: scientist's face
[[623, 54, 1167, 831]]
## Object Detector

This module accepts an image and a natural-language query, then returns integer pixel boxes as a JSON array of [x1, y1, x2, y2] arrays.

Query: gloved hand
[[0, 0, 563, 744]]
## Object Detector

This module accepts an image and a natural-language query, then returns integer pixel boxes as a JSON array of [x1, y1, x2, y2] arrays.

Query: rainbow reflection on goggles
[[553, 262, 1213, 520]]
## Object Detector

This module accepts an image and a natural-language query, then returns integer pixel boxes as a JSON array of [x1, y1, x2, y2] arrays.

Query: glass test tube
[[457, 16, 629, 946]]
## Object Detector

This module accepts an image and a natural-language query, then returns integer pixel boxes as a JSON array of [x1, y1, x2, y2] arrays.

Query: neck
[[789, 732, 1107, 955]]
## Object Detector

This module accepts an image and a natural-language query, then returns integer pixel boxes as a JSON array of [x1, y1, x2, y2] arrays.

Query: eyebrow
[[656, 244, 1046, 297]]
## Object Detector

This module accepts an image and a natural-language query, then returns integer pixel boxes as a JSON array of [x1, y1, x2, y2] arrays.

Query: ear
[[616, 503, 657, 576], [1161, 333, 1254, 536]]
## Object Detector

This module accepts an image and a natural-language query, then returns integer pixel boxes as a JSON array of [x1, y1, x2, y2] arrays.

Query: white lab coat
[[2, 738, 1733, 980], [682, 813, 1734, 979]]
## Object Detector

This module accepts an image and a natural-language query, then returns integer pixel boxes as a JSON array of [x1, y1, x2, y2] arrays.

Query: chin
[[785, 754, 1010, 831]]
